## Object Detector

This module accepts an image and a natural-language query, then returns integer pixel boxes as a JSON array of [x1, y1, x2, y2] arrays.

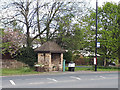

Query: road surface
[[1, 71, 118, 88]]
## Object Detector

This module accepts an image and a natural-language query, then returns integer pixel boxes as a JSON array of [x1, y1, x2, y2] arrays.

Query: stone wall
[[38, 53, 51, 72], [37, 53, 63, 72], [51, 53, 61, 71], [1, 59, 27, 69], [38, 53, 45, 64]]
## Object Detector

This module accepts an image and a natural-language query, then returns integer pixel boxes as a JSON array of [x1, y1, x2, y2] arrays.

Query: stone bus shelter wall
[[38, 53, 63, 72]]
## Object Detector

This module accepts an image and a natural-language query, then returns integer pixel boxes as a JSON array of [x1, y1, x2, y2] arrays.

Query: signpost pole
[[95, 0, 98, 71]]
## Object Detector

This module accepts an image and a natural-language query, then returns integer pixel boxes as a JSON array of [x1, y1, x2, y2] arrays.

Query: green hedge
[[15, 47, 37, 67], [63, 50, 73, 63]]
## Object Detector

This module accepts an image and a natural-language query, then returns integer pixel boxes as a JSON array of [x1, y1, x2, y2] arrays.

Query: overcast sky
[[0, 0, 119, 29], [0, 0, 119, 9]]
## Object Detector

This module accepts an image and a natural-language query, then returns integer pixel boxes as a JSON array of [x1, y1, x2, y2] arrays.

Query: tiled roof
[[34, 41, 65, 53]]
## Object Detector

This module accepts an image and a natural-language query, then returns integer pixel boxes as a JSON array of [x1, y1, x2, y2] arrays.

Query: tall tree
[[1, 0, 90, 49], [99, 2, 119, 65], [81, 2, 120, 66], [1, 0, 36, 47], [117, 2, 120, 65]]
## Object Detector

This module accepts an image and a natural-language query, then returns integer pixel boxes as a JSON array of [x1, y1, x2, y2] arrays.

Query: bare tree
[[1, 0, 91, 48]]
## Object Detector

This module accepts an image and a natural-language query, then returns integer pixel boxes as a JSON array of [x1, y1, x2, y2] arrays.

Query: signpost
[[95, 0, 98, 71]]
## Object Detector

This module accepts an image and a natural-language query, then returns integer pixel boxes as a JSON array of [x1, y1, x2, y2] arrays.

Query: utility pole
[[95, 0, 98, 71]]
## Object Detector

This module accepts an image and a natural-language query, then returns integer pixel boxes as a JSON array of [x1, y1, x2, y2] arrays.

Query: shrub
[[63, 50, 73, 63], [15, 47, 37, 67]]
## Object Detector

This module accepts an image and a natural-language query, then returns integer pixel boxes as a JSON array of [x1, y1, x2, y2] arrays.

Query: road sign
[[94, 58, 97, 65], [97, 42, 100, 48]]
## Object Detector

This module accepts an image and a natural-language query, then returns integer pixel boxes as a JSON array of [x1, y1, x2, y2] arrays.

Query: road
[[1, 71, 118, 88]]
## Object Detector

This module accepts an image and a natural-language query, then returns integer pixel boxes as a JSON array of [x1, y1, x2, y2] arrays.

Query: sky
[[0, 0, 119, 9], [0, 0, 120, 29]]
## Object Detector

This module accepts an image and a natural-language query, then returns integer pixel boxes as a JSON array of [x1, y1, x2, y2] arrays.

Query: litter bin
[[68, 61, 75, 71]]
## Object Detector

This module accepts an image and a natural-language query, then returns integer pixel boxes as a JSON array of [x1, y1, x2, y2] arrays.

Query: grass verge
[[1, 66, 119, 76], [1, 67, 42, 76], [65, 66, 120, 71]]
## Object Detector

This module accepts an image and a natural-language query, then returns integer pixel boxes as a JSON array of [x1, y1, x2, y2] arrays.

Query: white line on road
[[29, 82, 45, 85], [100, 76, 106, 79], [70, 76, 81, 80], [47, 78, 58, 82], [9, 80, 16, 85]]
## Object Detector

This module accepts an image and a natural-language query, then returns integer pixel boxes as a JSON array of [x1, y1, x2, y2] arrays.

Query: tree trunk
[[104, 58, 108, 67], [46, 26, 50, 41], [104, 59, 106, 67], [26, 26, 31, 47]]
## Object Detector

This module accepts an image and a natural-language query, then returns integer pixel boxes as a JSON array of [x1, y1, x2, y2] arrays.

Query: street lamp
[[95, 0, 98, 71]]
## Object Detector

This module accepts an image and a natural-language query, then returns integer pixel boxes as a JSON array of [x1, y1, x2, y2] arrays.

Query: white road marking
[[47, 78, 58, 82], [70, 76, 81, 80], [9, 80, 16, 85], [29, 82, 45, 84], [100, 76, 106, 79]]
